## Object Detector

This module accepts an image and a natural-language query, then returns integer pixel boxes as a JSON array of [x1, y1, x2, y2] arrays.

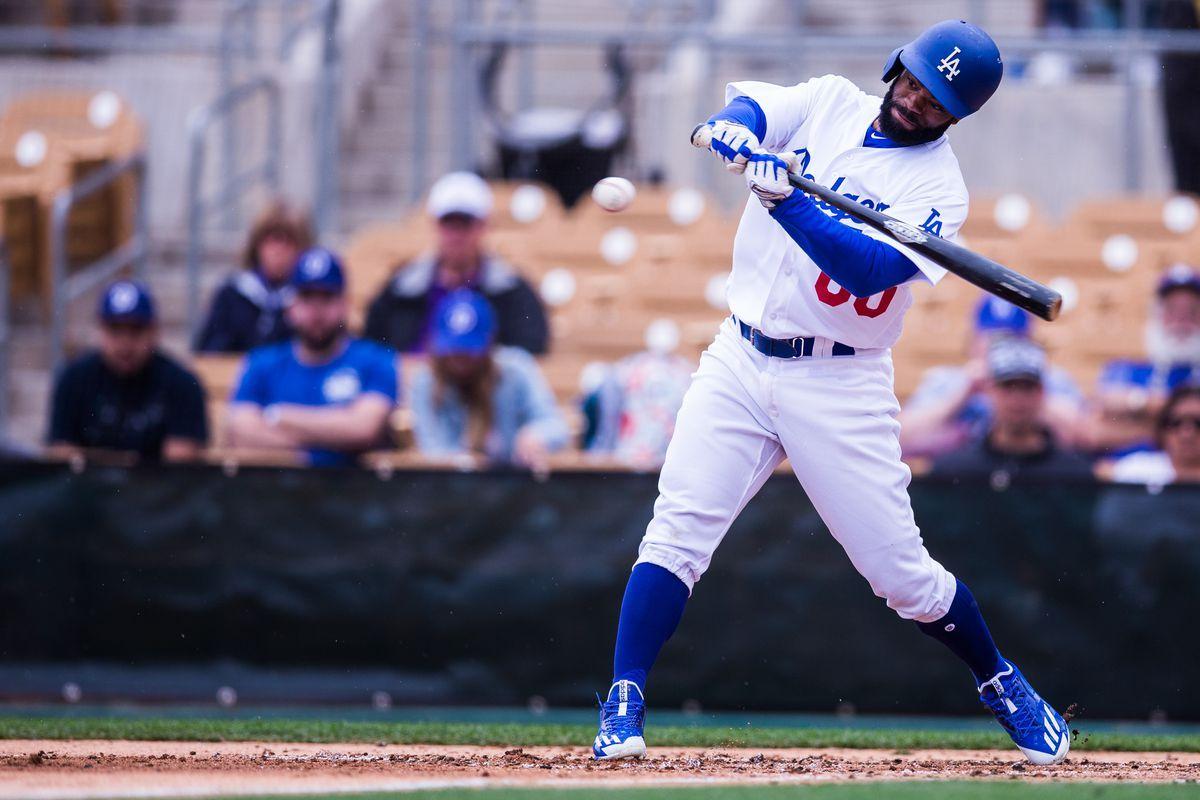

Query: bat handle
[[690, 123, 713, 149]]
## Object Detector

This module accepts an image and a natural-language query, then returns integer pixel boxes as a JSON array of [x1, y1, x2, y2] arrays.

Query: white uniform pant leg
[[774, 352, 956, 623], [636, 327, 785, 593]]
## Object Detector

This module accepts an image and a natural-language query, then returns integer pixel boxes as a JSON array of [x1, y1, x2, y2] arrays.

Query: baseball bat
[[691, 125, 1062, 321]]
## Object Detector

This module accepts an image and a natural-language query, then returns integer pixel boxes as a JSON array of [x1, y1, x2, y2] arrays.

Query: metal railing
[[0, 25, 218, 54], [49, 153, 150, 370], [214, 0, 341, 237], [442, 14, 1200, 195], [185, 75, 283, 335]]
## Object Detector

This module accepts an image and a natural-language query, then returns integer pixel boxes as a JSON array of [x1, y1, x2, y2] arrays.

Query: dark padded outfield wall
[[0, 461, 1196, 719]]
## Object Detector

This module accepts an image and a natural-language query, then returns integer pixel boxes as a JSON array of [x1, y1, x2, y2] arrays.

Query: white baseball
[[592, 176, 636, 213]]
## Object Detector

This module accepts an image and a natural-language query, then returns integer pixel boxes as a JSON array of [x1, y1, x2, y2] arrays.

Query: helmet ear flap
[[881, 46, 905, 83]]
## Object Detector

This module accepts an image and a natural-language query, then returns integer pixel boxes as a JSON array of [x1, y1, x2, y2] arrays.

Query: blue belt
[[737, 319, 856, 359]]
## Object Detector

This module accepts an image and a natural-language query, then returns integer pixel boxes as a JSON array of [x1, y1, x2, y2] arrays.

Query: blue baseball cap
[[974, 295, 1030, 337], [882, 20, 1003, 119], [431, 289, 496, 356], [98, 280, 156, 325], [291, 247, 346, 294], [1157, 263, 1200, 297]]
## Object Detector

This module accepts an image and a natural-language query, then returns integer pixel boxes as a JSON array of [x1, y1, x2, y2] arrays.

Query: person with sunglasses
[[1105, 385, 1200, 486]]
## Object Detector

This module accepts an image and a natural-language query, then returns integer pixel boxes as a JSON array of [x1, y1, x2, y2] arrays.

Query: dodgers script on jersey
[[725, 74, 969, 349]]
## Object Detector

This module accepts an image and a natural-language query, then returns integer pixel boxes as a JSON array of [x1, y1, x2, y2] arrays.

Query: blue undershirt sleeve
[[707, 96, 767, 143], [768, 192, 920, 296]]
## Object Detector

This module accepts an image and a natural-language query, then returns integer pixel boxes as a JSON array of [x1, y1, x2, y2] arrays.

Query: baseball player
[[593, 20, 1071, 766]]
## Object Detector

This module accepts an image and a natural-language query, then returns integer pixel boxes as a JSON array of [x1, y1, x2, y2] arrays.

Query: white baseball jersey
[[724, 74, 969, 349]]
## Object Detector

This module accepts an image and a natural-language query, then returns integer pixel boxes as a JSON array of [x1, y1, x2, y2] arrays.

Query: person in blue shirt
[[409, 288, 567, 471], [1091, 264, 1200, 454], [227, 247, 399, 467]]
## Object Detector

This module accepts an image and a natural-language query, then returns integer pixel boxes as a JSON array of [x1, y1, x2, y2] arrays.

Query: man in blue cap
[[47, 280, 208, 461], [227, 247, 399, 467], [409, 288, 567, 470]]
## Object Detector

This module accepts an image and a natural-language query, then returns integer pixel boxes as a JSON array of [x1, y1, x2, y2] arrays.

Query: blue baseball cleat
[[593, 679, 647, 760], [978, 660, 1070, 765]]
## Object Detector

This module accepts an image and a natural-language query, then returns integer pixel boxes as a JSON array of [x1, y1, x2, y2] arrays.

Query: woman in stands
[[1104, 384, 1200, 485], [409, 289, 568, 472], [194, 200, 313, 353]]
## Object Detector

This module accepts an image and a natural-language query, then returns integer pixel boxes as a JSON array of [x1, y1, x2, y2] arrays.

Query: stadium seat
[[1064, 195, 1200, 242], [959, 194, 1049, 241], [192, 354, 244, 403], [488, 180, 566, 230], [0, 90, 144, 312]]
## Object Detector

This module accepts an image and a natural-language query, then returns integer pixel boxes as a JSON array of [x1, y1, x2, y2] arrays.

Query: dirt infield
[[3, 739, 1200, 798]]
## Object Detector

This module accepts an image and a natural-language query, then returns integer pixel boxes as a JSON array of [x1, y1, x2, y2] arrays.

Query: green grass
[[216, 785, 1200, 800], [2, 716, 1200, 753]]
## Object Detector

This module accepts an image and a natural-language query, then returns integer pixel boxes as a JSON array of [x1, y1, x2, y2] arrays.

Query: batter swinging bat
[[691, 124, 1062, 322]]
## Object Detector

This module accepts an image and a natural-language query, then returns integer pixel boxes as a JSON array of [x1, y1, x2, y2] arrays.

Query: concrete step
[[339, 159, 426, 196]]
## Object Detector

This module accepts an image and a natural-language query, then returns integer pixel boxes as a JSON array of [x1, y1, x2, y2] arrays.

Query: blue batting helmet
[[882, 20, 1002, 119]]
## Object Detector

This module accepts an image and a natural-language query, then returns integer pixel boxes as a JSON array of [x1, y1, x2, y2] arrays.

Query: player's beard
[[877, 81, 952, 146], [1145, 314, 1200, 367]]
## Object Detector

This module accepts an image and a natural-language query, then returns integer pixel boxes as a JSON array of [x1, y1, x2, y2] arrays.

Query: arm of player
[[744, 152, 919, 297], [269, 394, 394, 450]]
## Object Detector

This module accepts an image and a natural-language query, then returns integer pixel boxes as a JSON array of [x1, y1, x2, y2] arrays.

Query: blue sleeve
[[707, 96, 767, 142], [361, 347, 399, 403], [768, 192, 920, 297], [232, 355, 270, 406]]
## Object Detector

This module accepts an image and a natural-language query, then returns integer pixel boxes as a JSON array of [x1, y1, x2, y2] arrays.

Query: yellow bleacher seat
[[1064, 195, 1200, 243], [0, 90, 145, 311], [487, 180, 566, 230]]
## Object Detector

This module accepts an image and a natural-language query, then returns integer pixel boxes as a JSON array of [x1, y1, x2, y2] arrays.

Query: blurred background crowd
[[0, 0, 1198, 491]]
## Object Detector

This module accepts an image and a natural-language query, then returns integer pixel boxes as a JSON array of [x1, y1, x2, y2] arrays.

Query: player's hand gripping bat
[[691, 124, 1062, 321]]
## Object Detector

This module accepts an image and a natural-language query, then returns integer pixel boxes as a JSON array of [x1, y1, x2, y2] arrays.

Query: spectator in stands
[[364, 172, 549, 355], [1102, 384, 1200, 485], [581, 350, 692, 468], [410, 289, 567, 471], [1090, 265, 1200, 453], [900, 296, 1083, 457], [226, 248, 398, 467], [1093, 385, 1200, 545], [194, 200, 312, 353], [930, 338, 1092, 481], [46, 281, 207, 462]]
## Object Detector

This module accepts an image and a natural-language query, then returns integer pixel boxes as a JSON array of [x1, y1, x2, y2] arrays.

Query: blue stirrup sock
[[916, 578, 1005, 685], [611, 563, 690, 693]]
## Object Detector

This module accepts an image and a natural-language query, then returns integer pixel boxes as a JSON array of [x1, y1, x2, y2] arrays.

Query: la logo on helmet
[[938, 46, 962, 81]]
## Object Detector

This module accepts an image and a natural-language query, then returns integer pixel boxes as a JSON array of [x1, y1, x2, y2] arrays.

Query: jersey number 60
[[815, 273, 897, 319]]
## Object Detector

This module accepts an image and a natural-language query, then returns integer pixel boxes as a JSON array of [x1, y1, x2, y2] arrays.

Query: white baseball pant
[[636, 319, 956, 623]]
